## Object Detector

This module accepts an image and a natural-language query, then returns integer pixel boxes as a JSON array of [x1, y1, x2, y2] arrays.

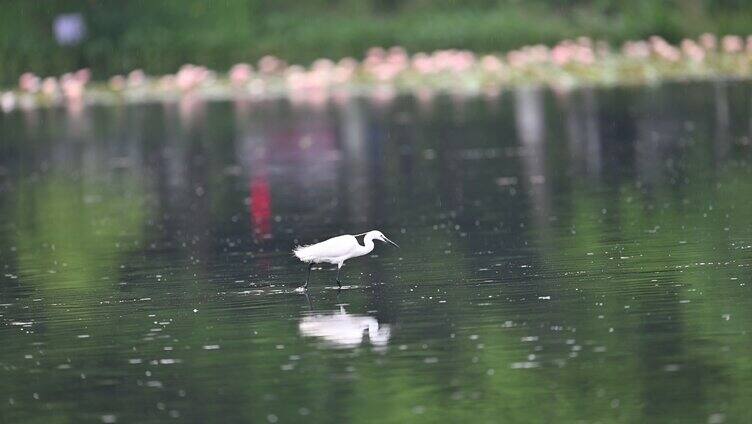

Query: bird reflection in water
[[299, 305, 391, 349]]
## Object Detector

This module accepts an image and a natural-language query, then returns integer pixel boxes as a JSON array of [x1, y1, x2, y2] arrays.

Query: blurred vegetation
[[2, 0, 752, 83]]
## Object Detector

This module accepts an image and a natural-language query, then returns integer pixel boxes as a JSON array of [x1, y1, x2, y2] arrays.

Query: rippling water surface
[[2, 82, 752, 423]]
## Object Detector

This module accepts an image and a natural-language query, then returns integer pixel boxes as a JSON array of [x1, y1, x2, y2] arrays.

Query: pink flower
[[681, 39, 705, 62], [258, 56, 283, 74], [41, 77, 58, 97], [366, 47, 386, 61], [622, 41, 651, 59], [176, 64, 211, 91], [285, 66, 311, 92], [128, 69, 146, 87], [722, 35, 743, 54], [455, 50, 476, 71], [338, 57, 358, 70], [61, 73, 85, 101], [699, 33, 717, 51], [370, 62, 401, 81], [74, 68, 91, 84], [312, 58, 335, 72], [19, 72, 40, 93], [574, 46, 595, 65], [364, 47, 386, 70], [229, 63, 253, 86], [506, 50, 529, 68], [176, 65, 198, 91], [332, 59, 356, 84], [650, 36, 680, 62], [527, 45, 550, 63], [480, 55, 503, 73], [386, 46, 409, 70], [551, 43, 574, 66], [412, 53, 435, 74]]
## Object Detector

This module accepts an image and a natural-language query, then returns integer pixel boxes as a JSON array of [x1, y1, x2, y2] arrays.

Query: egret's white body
[[293, 230, 398, 288]]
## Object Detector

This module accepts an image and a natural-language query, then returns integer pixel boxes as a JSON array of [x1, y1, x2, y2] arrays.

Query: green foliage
[[2, 0, 752, 83]]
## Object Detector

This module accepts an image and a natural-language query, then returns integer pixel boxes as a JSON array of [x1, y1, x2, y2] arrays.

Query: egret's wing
[[293, 235, 358, 262], [308, 235, 358, 257]]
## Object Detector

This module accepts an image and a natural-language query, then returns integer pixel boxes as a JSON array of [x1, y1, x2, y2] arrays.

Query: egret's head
[[369, 230, 399, 248]]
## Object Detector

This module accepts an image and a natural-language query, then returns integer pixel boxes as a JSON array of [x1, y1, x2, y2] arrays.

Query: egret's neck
[[358, 234, 376, 256]]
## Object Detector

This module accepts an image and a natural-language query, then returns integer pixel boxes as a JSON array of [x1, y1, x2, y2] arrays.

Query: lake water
[[1, 81, 752, 423]]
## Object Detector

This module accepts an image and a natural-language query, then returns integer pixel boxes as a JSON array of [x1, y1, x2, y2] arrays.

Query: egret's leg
[[336, 264, 342, 288], [304, 292, 313, 310], [304, 263, 314, 289]]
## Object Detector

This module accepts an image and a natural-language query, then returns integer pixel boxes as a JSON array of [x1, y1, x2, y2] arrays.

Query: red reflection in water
[[250, 176, 272, 241]]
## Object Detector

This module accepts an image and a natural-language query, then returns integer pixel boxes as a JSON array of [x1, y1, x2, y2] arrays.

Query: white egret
[[293, 230, 399, 288]]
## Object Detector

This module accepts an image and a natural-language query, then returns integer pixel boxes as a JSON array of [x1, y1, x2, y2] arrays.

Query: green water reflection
[[1, 82, 752, 423]]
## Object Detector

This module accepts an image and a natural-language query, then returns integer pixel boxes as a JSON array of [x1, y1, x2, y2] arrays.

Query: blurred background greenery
[[2, 0, 752, 84]]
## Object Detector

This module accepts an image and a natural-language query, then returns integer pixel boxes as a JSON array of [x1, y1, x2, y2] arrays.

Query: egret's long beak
[[383, 236, 399, 248]]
